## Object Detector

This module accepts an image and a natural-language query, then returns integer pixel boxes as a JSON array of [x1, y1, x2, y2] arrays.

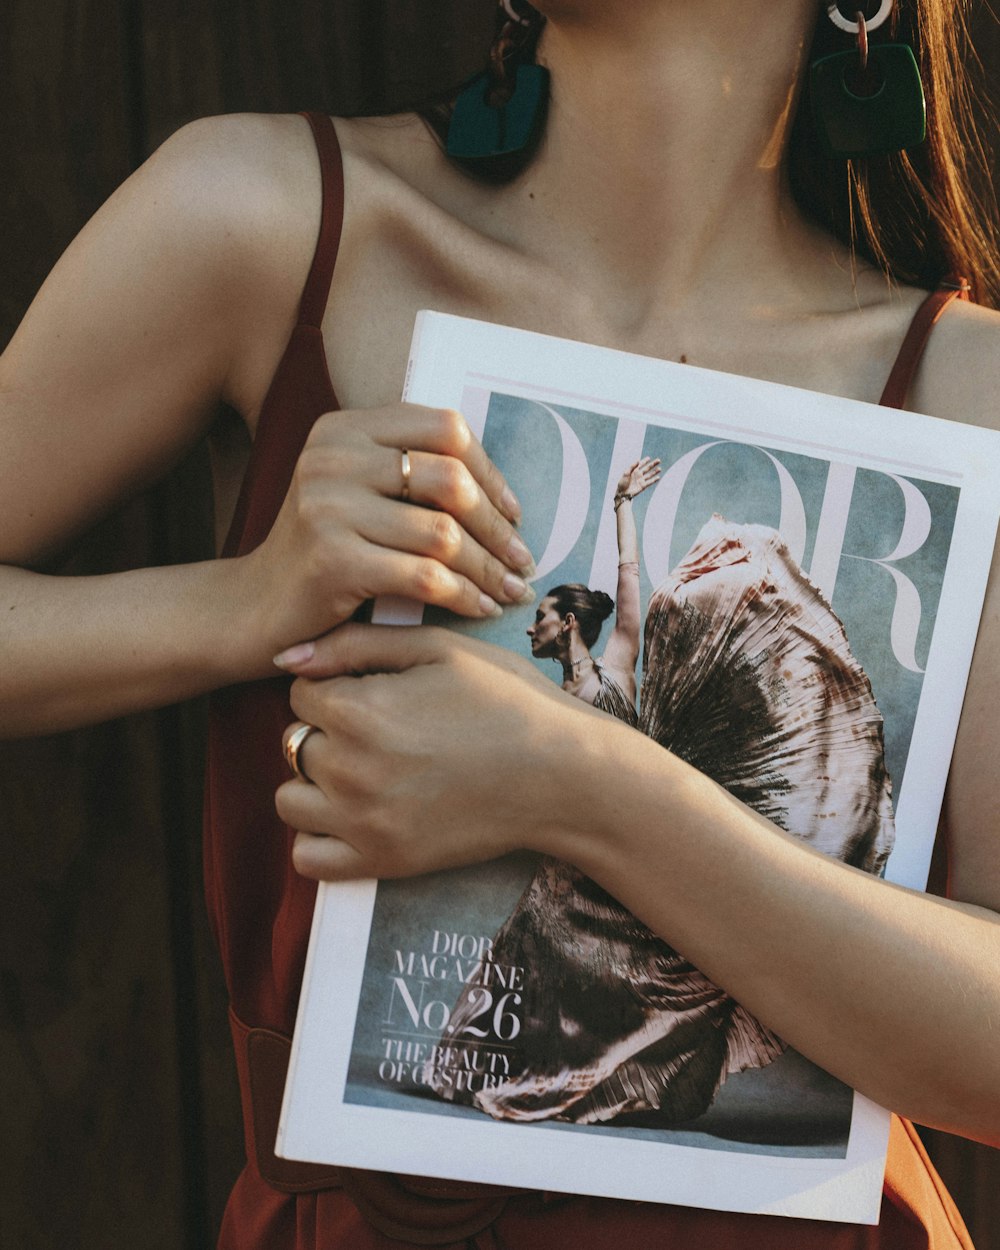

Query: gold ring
[[400, 448, 412, 501], [284, 722, 318, 782]]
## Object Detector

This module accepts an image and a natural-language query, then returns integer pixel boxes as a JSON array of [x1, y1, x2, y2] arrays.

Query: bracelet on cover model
[[613, 492, 632, 510]]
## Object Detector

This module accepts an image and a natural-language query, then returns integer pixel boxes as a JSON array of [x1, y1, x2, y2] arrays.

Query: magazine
[[275, 311, 1000, 1223]]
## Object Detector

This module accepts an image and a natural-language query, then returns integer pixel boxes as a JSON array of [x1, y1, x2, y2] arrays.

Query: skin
[[526, 456, 660, 702], [3, 0, 1000, 1153], [275, 4, 1000, 1148], [526, 595, 564, 659]]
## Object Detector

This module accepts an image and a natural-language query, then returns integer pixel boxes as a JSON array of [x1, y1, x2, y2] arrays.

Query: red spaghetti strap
[[297, 111, 345, 328], [219, 116, 343, 559], [878, 277, 971, 409]]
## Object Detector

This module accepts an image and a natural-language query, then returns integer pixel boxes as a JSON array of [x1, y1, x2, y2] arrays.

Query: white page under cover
[[277, 311, 1000, 1224]]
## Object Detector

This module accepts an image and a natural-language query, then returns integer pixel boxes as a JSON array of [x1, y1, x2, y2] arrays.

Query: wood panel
[[0, 3, 198, 1246], [0, 5, 490, 1244], [1, 1, 998, 1246]]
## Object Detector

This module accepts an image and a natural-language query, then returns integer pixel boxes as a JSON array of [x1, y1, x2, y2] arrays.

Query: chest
[[315, 203, 920, 415]]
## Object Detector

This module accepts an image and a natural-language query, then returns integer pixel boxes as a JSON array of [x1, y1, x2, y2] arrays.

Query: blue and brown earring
[[809, 0, 926, 158], [446, 0, 549, 165]]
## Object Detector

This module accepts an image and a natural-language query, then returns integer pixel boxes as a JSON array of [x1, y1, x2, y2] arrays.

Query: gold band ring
[[400, 448, 412, 501], [284, 722, 318, 783]]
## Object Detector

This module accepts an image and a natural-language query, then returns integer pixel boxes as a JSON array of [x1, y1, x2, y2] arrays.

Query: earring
[[809, 0, 926, 159], [446, 1, 549, 164]]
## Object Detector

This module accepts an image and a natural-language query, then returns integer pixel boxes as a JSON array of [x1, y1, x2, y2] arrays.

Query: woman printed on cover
[[425, 449, 790, 1128], [525, 455, 660, 725], [4, 0, 1000, 1245], [433, 473, 897, 1126]]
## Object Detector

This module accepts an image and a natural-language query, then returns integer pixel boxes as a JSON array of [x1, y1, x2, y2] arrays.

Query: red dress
[[207, 110, 975, 1250]]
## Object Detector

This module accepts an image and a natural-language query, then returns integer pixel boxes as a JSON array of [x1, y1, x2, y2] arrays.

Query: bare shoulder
[[113, 112, 334, 420], [334, 111, 454, 188], [333, 112, 494, 236], [131, 111, 325, 298], [0, 113, 335, 563], [910, 297, 1000, 431], [2, 111, 328, 388], [934, 297, 1000, 910]]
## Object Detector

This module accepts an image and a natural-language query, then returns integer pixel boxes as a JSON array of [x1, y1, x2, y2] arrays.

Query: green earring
[[446, 1, 549, 165], [447, 63, 550, 161], [809, 0, 926, 159]]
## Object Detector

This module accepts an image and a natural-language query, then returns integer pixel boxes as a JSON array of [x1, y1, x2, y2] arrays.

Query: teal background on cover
[[440, 393, 959, 797], [345, 392, 959, 1157]]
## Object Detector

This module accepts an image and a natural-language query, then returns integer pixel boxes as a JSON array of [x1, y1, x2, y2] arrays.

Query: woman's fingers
[[274, 626, 553, 880], [630, 456, 662, 493], [253, 403, 535, 655], [619, 456, 662, 497], [275, 769, 370, 880], [367, 405, 522, 524], [276, 623, 455, 677], [349, 545, 513, 619], [290, 829, 367, 882], [358, 495, 534, 608], [377, 446, 535, 577], [312, 404, 520, 525], [306, 405, 534, 586]]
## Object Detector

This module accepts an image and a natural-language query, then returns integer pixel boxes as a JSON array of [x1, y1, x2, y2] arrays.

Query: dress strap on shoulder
[[878, 277, 971, 409], [297, 111, 345, 329]]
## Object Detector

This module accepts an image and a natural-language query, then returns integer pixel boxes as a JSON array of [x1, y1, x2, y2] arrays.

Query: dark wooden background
[[1, 3, 997, 1246]]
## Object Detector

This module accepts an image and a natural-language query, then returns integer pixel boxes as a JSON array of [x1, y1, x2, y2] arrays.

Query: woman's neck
[[503, 0, 842, 333], [559, 637, 596, 688]]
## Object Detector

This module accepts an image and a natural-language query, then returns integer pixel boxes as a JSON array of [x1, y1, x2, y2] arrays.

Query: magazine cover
[[276, 312, 1000, 1223]]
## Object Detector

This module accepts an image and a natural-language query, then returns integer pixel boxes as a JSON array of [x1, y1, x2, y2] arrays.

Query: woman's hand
[[236, 405, 536, 672], [274, 624, 600, 880], [274, 629, 1000, 1142], [614, 455, 661, 503]]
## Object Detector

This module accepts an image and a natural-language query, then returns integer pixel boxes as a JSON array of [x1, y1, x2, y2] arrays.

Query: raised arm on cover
[[274, 544, 1000, 1152], [599, 456, 661, 689]]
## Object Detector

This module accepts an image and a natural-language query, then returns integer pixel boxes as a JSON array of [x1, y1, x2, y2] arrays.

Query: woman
[[525, 455, 660, 723], [428, 453, 787, 1130], [2, 0, 998, 1247]]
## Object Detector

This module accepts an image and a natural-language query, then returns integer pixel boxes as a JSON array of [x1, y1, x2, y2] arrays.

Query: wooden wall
[[1, 3, 997, 1246]]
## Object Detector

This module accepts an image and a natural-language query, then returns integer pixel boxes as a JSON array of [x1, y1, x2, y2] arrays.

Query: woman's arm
[[0, 115, 275, 731], [273, 543, 1000, 1146], [1, 394, 532, 736], [272, 284, 1000, 1152], [600, 456, 659, 676], [0, 114, 533, 736], [276, 622, 1000, 1144]]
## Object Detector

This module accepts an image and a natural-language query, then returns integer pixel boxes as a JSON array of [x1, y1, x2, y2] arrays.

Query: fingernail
[[507, 534, 536, 577], [480, 593, 503, 618], [501, 485, 522, 524], [274, 641, 315, 670], [502, 573, 535, 605]]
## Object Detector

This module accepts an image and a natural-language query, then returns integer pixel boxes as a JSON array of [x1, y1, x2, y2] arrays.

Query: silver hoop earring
[[500, 0, 532, 24], [824, 0, 892, 33]]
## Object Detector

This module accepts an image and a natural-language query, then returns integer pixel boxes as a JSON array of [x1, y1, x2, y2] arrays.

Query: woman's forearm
[[0, 393, 539, 738], [0, 558, 270, 736], [549, 716, 1000, 1144], [275, 624, 1000, 1142], [614, 495, 639, 564], [604, 500, 643, 668]]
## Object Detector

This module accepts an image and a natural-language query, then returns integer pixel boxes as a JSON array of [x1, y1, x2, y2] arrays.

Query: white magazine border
[[276, 312, 1000, 1225]]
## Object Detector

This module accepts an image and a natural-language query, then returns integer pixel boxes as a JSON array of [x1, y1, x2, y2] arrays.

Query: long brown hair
[[419, 0, 1000, 306], [789, 0, 1000, 305]]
